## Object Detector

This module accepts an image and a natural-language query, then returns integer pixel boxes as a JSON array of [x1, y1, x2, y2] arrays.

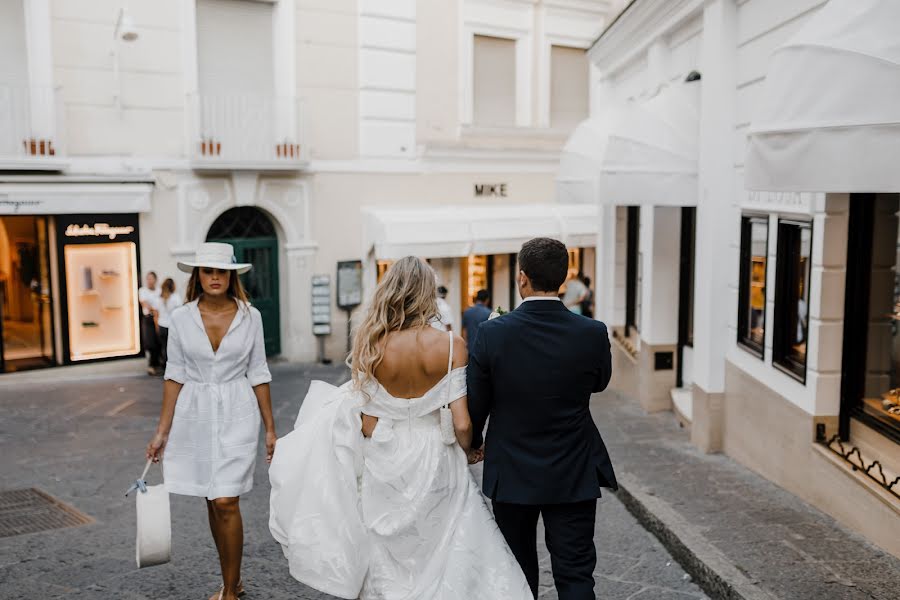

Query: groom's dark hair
[[518, 238, 569, 292]]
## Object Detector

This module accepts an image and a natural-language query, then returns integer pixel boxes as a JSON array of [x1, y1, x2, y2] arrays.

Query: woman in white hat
[[146, 242, 276, 600]]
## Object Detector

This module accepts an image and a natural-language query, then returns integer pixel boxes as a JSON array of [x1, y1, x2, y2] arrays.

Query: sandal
[[208, 580, 244, 600]]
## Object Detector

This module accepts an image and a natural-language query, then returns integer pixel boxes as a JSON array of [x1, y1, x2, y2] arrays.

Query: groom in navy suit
[[467, 237, 617, 600]]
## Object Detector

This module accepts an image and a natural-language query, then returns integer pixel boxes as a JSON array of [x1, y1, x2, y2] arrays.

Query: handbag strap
[[444, 331, 453, 408], [125, 459, 156, 496]]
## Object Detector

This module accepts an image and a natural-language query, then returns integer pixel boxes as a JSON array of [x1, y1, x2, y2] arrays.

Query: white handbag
[[440, 332, 457, 446], [126, 459, 172, 568]]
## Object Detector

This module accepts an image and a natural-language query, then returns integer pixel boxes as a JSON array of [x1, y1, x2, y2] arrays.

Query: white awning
[[364, 203, 599, 260], [557, 82, 700, 206], [745, 0, 900, 192], [0, 182, 153, 215]]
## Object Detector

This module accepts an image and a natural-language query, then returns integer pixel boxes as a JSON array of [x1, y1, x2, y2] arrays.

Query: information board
[[337, 260, 363, 310], [311, 274, 331, 336]]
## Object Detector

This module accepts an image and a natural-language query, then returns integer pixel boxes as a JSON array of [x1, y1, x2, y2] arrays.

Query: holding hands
[[467, 447, 484, 465]]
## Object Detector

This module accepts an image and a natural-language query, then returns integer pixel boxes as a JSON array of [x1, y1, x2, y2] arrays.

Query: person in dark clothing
[[581, 276, 594, 319], [461, 289, 492, 354], [467, 237, 616, 600]]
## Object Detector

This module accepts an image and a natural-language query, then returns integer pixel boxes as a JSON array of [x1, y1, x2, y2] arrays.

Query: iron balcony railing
[[188, 93, 307, 168], [0, 84, 66, 162]]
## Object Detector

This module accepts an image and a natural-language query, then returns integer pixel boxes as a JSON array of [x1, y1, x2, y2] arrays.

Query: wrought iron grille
[[820, 434, 900, 501], [207, 207, 276, 240]]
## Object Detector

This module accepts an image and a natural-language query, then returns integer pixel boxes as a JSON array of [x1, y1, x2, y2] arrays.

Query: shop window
[[462, 255, 491, 306], [841, 194, 900, 444], [550, 46, 589, 129], [376, 260, 393, 283], [737, 216, 768, 358], [773, 219, 812, 381], [473, 35, 516, 127]]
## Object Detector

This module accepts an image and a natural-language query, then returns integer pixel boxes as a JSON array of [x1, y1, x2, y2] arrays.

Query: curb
[[615, 472, 780, 600]]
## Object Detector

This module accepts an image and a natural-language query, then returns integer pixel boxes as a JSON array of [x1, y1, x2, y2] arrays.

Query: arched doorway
[[207, 207, 280, 355]]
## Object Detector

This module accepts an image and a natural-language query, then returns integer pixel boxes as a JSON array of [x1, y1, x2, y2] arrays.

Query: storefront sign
[[65, 223, 136, 240], [311, 275, 332, 336], [474, 183, 508, 198], [336, 260, 363, 310]]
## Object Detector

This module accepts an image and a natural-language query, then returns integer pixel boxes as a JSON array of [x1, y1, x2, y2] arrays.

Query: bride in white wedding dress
[[269, 256, 532, 600]]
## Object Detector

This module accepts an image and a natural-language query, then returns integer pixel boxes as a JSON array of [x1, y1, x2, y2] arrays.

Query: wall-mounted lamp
[[112, 7, 139, 111]]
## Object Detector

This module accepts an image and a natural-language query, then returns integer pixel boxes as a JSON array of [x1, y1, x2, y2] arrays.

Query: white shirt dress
[[163, 299, 272, 499]]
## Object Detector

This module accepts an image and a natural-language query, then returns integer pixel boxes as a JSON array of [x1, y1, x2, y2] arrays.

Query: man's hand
[[467, 448, 484, 464]]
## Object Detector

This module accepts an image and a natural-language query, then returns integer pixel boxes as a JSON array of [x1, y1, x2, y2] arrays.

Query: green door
[[212, 237, 281, 356]]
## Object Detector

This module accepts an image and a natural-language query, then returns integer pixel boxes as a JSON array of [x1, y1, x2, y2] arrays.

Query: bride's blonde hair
[[350, 256, 440, 396]]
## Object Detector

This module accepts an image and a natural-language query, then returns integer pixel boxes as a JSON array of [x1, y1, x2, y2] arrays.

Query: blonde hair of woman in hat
[[146, 242, 276, 600]]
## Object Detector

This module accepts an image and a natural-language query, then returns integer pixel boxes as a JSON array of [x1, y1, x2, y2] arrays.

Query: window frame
[[737, 215, 769, 359], [772, 218, 813, 383]]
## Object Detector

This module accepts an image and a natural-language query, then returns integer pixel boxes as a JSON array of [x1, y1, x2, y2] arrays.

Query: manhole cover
[[0, 488, 93, 538]]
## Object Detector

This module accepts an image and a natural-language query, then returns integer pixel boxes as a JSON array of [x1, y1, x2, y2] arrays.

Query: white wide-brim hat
[[176, 242, 252, 274]]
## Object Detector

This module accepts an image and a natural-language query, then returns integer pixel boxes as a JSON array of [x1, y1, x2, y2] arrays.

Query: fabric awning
[[557, 82, 700, 206], [363, 203, 599, 260], [745, 0, 900, 192]]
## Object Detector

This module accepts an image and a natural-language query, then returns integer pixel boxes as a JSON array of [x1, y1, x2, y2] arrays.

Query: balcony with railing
[[0, 84, 67, 170], [188, 94, 308, 170]]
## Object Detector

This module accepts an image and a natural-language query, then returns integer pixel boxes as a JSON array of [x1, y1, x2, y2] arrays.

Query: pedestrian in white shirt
[[432, 285, 455, 331], [138, 272, 162, 375], [146, 243, 276, 600], [153, 277, 183, 370]]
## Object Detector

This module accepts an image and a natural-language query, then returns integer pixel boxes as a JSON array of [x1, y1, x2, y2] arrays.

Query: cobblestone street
[[0, 362, 707, 600]]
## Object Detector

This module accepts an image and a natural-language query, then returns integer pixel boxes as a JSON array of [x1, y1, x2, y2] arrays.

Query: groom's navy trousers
[[468, 299, 616, 600]]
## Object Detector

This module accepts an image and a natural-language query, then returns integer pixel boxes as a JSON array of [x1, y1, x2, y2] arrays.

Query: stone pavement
[[0, 362, 706, 600], [592, 388, 900, 600]]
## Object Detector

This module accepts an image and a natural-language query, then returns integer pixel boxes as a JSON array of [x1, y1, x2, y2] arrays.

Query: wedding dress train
[[269, 373, 533, 600]]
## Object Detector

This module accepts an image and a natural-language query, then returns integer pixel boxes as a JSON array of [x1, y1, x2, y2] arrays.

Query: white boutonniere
[[488, 306, 508, 320]]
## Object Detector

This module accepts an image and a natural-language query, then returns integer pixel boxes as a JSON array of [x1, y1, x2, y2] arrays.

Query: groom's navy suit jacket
[[467, 299, 617, 505]]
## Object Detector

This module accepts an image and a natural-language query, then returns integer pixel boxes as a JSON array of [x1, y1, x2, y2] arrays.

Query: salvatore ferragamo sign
[[65, 223, 135, 240]]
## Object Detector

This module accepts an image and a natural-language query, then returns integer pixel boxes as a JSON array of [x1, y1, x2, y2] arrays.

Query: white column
[[595, 202, 619, 326], [692, 0, 738, 394], [272, 0, 297, 139], [23, 0, 54, 141], [641, 206, 680, 345]]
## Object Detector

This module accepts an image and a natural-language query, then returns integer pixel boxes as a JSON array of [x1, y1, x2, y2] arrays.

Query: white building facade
[[563, 0, 900, 558], [0, 0, 619, 371]]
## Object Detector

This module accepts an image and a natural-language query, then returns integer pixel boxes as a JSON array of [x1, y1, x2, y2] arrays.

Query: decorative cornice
[[589, 0, 705, 75]]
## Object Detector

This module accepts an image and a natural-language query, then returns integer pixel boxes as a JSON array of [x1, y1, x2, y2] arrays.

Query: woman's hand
[[265, 431, 277, 464], [467, 448, 484, 465], [146, 431, 168, 463]]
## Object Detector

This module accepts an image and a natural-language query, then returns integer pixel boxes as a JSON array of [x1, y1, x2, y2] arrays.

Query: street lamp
[[112, 7, 139, 111]]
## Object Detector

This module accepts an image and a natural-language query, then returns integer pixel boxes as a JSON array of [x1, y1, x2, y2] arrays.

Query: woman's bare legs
[[207, 497, 243, 600]]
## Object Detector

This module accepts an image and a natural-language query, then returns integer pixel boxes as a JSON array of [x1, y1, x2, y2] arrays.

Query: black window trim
[[737, 213, 769, 359], [773, 217, 813, 384]]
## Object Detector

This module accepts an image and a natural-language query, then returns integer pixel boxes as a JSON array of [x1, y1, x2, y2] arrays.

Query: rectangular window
[[550, 45, 589, 129], [473, 35, 516, 127], [841, 194, 900, 444], [737, 216, 768, 358], [773, 219, 812, 381]]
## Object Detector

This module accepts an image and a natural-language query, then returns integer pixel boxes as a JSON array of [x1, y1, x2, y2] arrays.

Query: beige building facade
[[0, 0, 619, 370], [565, 0, 900, 558]]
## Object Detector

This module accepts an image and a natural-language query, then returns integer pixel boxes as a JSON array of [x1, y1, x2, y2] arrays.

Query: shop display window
[[737, 215, 768, 358], [773, 220, 812, 381], [64, 241, 140, 361], [843, 194, 900, 443], [464, 255, 490, 304], [376, 260, 394, 283]]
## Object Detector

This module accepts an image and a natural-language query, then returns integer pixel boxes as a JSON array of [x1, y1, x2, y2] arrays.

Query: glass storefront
[[57, 215, 142, 363], [0, 216, 54, 372], [738, 215, 768, 358]]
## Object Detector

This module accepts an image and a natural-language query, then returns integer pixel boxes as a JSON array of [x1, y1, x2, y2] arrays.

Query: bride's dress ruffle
[[269, 376, 533, 600]]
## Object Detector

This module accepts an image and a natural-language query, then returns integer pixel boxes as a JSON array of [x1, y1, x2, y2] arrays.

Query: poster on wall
[[56, 215, 141, 363]]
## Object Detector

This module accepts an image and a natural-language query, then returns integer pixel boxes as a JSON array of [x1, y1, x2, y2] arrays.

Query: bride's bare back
[[362, 326, 468, 439], [375, 327, 467, 399]]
